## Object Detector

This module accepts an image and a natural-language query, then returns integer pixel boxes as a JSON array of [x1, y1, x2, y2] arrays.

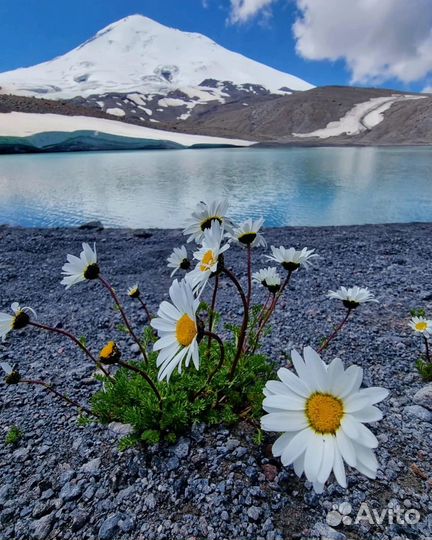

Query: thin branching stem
[[250, 293, 277, 355], [20, 379, 96, 417], [137, 297, 152, 322], [318, 308, 352, 353], [204, 330, 225, 385], [98, 275, 149, 363], [28, 321, 112, 379], [249, 270, 293, 354], [222, 267, 249, 381], [247, 244, 252, 307], [207, 275, 220, 354], [424, 335, 431, 363], [116, 359, 162, 408]]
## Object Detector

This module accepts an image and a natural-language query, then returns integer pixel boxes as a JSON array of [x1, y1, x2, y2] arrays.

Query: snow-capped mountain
[[0, 14, 312, 103]]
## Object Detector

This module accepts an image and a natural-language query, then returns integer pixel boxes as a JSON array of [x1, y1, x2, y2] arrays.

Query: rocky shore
[[0, 222, 431, 540]]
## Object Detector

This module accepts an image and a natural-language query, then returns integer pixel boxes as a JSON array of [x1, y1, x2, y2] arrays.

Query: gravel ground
[[0, 222, 431, 540]]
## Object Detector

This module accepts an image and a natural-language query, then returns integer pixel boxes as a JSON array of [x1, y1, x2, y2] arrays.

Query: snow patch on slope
[[106, 107, 125, 117], [0, 112, 254, 147], [293, 95, 425, 139]]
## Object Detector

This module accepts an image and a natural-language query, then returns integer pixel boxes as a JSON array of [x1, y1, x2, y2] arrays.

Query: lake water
[[0, 147, 431, 228]]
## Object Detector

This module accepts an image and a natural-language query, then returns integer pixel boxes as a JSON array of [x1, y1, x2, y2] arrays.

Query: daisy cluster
[[408, 309, 432, 380], [0, 197, 392, 495]]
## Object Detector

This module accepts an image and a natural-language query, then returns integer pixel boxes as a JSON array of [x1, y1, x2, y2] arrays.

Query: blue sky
[[0, 0, 431, 92]]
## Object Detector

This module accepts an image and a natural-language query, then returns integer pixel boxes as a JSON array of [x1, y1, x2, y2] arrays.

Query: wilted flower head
[[61, 243, 99, 289], [230, 217, 266, 248], [0, 302, 36, 342], [183, 198, 233, 244], [266, 246, 318, 272], [261, 346, 388, 493], [327, 286, 378, 310], [186, 221, 230, 293], [252, 267, 281, 294], [127, 284, 140, 299], [99, 341, 121, 364], [167, 246, 190, 277], [409, 316, 432, 336], [1, 362, 21, 384], [150, 279, 200, 382]]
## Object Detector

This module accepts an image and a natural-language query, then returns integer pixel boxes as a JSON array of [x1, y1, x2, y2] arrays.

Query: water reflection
[[0, 147, 431, 228]]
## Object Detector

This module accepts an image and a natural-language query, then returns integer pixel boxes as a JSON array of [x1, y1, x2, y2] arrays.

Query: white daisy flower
[[167, 246, 190, 277], [150, 279, 200, 382], [261, 347, 388, 493], [409, 316, 432, 336], [127, 284, 140, 298], [61, 243, 99, 289], [186, 221, 230, 293], [252, 267, 281, 294], [0, 302, 36, 342], [183, 198, 234, 243], [229, 217, 266, 248], [266, 246, 318, 272], [327, 286, 378, 309]]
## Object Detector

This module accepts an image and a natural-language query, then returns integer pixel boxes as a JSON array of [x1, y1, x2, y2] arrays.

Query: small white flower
[[229, 217, 266, 248], [252, 267, 281, 293], [0, 302, 36, 342], [266, 246, 318, 272], [261, 346, 388, 493], [61, 243, 99, 289], [183, 198, 234, 243], [327, 286, 378, 309], [409, 316, 432, 336], [150, 279, 200, 382], [167, 246, 190, 277], [186, 221, 230, 293], [127, 284, 140, 299]]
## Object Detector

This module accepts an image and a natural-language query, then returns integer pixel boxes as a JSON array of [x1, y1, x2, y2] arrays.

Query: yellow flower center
[[176, 314, 197, 347], [200, 250, 217, 272], [100, 341, 116, 359], [415, 322, 428, 332], [305, 393, 344, 434]]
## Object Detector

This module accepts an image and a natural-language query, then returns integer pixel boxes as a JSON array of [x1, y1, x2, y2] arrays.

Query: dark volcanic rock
[[0, 223, 431, 539]]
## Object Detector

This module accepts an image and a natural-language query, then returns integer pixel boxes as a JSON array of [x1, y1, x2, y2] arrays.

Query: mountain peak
[[0, 15, 313, 99]]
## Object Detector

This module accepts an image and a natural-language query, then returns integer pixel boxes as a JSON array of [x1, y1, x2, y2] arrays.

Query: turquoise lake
[[0, 146, 431, 228]]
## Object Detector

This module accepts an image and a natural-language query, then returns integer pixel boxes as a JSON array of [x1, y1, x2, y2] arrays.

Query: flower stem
[[247, 244, 252, 307], [207, 275, 219, 354], [99, 275, 148, 363], [318, 308, 352, 353], [424, 335, 431, 363], [137, 297, 152, 322], [20, 379, 96, 417], [250, 293, 277, 355], [222, 267, 249, 381], [116, 359, 162, 409], [28, 321, 112, 380], [249, 270, 293, 354], [204, 330, 225, 385]]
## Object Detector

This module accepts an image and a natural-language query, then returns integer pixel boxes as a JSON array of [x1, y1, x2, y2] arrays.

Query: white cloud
[[228, 0, 277, 24], [293, 0, 432, 84]]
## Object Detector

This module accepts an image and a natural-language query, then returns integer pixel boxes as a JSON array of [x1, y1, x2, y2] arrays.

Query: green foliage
[[410, 308, 426, 318], [92, 337, 274, 446], [79, 335, 87, 347], [5, 425, 23, 446], [416, 358, 432, 381]]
